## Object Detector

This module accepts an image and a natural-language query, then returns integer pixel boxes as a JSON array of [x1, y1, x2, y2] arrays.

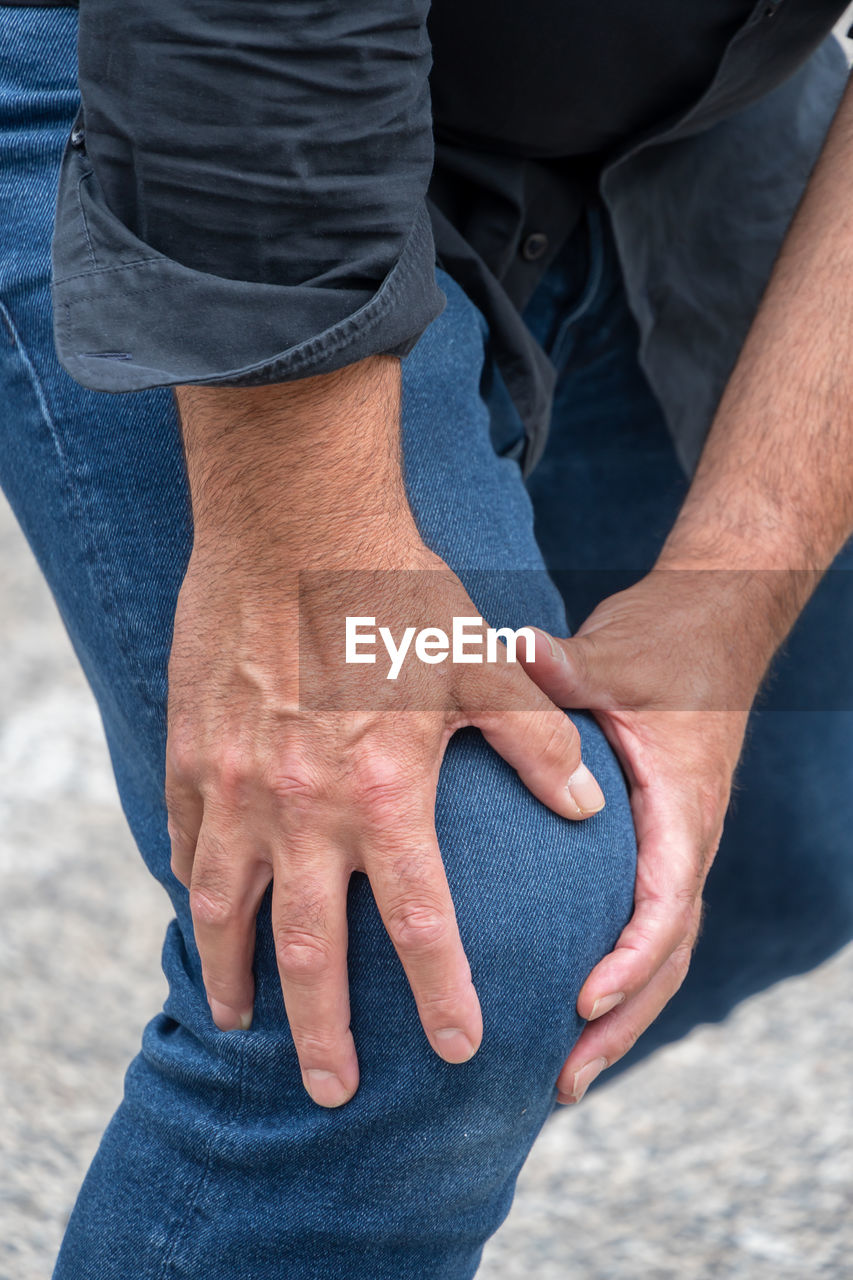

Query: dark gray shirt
[[34, 0, 850, 470]]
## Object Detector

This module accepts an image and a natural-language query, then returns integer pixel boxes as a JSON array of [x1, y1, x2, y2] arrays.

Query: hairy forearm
[[174, 355, 417, 565], [656, 71, 853, 671], [661, 72, 853, 571]]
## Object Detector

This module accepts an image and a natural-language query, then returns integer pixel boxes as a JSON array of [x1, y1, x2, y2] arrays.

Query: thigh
[[1, 14, 636, 1277], [525, 201, 853, 1076]]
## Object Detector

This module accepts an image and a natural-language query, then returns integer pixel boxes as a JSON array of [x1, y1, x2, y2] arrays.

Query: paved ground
[[1, 486, 852, 1280]]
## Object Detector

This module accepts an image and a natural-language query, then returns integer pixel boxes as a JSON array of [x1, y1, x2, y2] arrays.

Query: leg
[[524, 199, 853, 1075], [0, 13, 636, 1276]]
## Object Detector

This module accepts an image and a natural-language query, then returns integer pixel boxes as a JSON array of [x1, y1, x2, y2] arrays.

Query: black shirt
[[37, 0, 754, 286], [23, 0, 849, 470], [429, 0, 755, 159]]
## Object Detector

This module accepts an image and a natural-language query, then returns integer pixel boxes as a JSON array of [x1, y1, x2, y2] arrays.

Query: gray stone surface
[[1, 488, 852, 1280]]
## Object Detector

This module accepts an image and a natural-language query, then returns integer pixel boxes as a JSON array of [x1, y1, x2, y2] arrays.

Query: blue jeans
[[2, 9, 852, 1278]]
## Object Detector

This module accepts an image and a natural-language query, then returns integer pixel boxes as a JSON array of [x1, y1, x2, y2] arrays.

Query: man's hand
[[168, 356, 605, 1109], [521, 570, 774, 1102]]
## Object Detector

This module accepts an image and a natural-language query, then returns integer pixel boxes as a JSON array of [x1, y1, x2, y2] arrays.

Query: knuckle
[[417, 990, 467, 1025], [354, 753, 409, 803], [170, 853, 191, 887], [189, 885, 237, 928], [353, 756, 420, 830], [167, 817, 194, 851], [267, 759, 325, 809], [673, 895, 700, 940], [204, 975, 245, 1004], [213, 745, 254, 803], [558, 716, 582, 766], [536, 710, 580, 769], [611, 1024, 643, 1061], [274, 928, 333, 979], [166, 736, 197, 783], [385, 900, 448, 953], [650, 890, 699, 945], [292, 1030, 345, 1061], [670, 939, 695, 979]]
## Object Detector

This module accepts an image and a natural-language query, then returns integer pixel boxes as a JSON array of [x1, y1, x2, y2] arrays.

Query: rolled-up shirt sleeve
[[51, 0, 445, 392]]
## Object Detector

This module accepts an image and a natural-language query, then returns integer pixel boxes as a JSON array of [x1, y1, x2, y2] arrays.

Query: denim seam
[[157, 1143, 216, 1280], [156, 1036, 246, 1278], [2, 297, 163, 718], [1, 297, 82, 493]]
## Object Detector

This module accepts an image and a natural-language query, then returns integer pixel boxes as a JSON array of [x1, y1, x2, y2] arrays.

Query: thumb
[[521, 626, 615, 710]]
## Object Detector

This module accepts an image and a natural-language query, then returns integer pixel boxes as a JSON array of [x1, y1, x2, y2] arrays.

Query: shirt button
[[521, 232, 549, 262], [70, 124, 86, 149]]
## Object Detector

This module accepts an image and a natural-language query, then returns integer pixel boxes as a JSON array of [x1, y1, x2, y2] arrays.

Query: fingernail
[[569, 1056, 608, 1103], [434, 1027, 477, 1063], [209, 999, 252, 1031], [532, 626, 565, 662], [304, 1069, 351, 1108], [589, 992, 625, 1020], [566, 763, 606, 816]]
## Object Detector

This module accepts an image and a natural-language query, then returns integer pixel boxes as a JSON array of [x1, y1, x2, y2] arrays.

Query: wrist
[[656, 506, 824, 669], [648, 561, 817, 693]]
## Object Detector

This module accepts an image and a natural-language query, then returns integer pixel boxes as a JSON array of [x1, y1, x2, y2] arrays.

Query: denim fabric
[[1, 13, 637, 1277]]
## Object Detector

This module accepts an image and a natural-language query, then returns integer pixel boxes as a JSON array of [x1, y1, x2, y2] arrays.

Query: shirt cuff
[[50, 123, 446, 393]]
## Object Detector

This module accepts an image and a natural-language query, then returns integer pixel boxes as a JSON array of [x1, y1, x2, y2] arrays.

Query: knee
[[433, 720, 636, 1090]]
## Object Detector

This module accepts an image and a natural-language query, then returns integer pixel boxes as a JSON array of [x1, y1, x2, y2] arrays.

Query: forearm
[[175, 356, 419, 568], [657, 72, 853, 661]]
